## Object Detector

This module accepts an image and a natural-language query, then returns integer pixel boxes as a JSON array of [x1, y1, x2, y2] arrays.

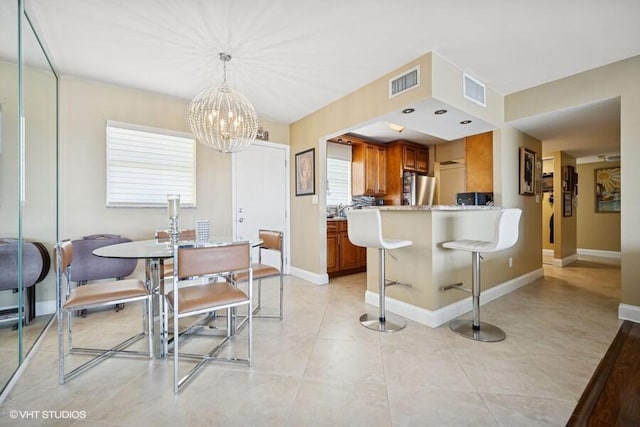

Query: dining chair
[[232, 229, 284, 322], [167, 241, 252, 393], [55, 240, 153, 384]]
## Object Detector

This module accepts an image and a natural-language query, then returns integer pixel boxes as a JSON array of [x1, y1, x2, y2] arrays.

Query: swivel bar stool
[[346, 209, 412, 332], [441, 208, 522, 342]]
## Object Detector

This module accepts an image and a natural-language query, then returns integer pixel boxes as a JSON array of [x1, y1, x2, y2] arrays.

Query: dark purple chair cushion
[[69, 234, 137, 282], [0, 239, 47, 291]]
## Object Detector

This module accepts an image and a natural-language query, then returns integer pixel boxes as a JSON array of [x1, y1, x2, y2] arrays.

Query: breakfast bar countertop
[[375, 204, 500, 211]]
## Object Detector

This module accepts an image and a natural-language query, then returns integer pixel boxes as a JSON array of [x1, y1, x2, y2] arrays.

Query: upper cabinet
[[464, 131, 493, 192], [384, 141, 430, 205], [352, 142, 387, 196], [402, 143, 429, 174]]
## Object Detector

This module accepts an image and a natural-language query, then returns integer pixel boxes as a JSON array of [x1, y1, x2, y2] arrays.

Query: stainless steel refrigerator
[[403, 172, 436, 205]]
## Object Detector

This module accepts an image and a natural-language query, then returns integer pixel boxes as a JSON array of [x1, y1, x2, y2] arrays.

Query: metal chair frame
[[167, 241, 252, 393], [55, 240, 153, 384]]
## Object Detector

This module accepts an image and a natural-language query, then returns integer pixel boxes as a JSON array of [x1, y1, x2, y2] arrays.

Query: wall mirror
[[0, 0, 58, 396]]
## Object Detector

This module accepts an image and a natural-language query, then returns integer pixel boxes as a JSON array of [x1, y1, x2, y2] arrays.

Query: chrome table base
[[449, 319, 506, 342]]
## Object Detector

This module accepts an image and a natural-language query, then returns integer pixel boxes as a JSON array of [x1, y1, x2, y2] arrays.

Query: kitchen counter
[[361, 207, 514, 327], [375, 204, 500, 211]]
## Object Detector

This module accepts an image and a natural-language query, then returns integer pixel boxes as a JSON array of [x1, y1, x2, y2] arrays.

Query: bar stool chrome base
[[360, 312, 406, 332], [449, 319, 506, 342]]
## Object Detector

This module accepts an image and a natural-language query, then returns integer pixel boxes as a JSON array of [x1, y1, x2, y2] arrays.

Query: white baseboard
[[364, 268, 544, 328], [552, 253, 578, 267], [289, 266, 328, 285], [618, 303, 640, 323], [578, 248, 621, 259], [542, 249, 554, 257]]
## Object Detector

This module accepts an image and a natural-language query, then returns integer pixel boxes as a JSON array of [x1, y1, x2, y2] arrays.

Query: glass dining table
[[93, 237, 258, 358]]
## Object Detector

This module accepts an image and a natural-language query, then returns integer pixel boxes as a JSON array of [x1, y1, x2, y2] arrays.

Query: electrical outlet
[[509, 257, 513, 268]]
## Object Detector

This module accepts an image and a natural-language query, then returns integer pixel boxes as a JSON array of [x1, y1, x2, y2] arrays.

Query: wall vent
[[389, 66, 420, 98], [463, 73, 486, 107]]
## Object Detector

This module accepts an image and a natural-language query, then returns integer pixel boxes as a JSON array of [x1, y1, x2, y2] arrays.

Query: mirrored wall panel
[[0, 0, 58, 395]]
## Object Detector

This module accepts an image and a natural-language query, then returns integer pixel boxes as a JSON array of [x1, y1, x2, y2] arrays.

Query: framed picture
[[595, 167, 621, 212], [542, 173, 554, 193], [519, 147, 535, 196], [563, 192, 572, 217], [295, 148, 315, 196]]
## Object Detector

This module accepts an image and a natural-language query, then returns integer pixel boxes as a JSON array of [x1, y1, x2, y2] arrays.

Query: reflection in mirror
[[0, 1, 57, 396], [0, 0, 21, 392]]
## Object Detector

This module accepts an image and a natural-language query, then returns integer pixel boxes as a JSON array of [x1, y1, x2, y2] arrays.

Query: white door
[[232, 141, 289, 272]]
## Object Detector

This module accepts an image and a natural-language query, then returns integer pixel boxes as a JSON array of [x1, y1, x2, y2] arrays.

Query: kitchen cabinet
[[352, 142, 387, 196], [383, 141, 430, 205], [402, 144, 429, 174], [465, 131, 493, 192], [327, 220, 366, 277]]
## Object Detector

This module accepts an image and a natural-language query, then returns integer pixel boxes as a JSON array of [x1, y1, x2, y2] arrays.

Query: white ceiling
[[14, 0, 640, 158]]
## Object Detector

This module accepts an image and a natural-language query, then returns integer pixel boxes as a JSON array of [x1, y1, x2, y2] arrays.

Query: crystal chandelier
[[188, 53, 259, 153]]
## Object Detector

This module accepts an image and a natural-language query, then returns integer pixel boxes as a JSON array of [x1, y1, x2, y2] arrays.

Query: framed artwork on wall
[[563, 192, 572, 217], [595, 167, 621, 212], [519, 147, 535, 196], [295, 148, 315, 196]]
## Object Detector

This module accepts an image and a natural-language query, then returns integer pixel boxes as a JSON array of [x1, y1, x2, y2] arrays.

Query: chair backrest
[[175, 241, 250, 280], [54, 240, 74, 277], [69, 234, 136, 282], [491, 208, 522, 252], [345, 209, 385, 249], [155, 229, 196, 242]]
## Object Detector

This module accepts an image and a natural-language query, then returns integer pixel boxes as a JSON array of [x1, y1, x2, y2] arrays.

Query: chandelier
[[188, 53, 259, 153]]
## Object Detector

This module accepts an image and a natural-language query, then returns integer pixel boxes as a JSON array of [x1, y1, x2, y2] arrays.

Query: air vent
[[463, 73, 486, 107], [389, 66, 420, 98]]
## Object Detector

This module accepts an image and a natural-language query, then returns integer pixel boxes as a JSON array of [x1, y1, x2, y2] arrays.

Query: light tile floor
[[0, 258, 622, 426]]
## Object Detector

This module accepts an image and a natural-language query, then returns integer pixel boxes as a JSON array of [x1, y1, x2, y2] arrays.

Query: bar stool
[[346, 209, 412, 332], [441, 208, 522, 342]]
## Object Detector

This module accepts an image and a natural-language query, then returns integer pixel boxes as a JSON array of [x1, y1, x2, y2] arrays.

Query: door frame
[[231, 140, 291, 273]]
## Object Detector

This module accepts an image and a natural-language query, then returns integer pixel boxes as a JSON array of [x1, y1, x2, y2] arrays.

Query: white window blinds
[[106, 121, 196, 207], [326, 157, 351, 206]]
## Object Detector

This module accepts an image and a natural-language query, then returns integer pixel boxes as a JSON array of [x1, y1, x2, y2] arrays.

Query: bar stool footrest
[[359, 312, 406, 332], [449, 319, 506, 342]]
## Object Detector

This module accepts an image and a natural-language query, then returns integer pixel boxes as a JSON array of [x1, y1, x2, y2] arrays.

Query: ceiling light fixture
[[402, 108, 415, 114], [460, 120, 472, 125], [387, 122, 405, 133], [188, 53, 259, 153], [434, 109, 447, 115]]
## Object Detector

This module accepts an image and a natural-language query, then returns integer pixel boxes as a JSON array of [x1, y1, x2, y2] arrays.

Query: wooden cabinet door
[[376, 147, 387, 194], [364, 145, 378, 195], [339, 231, 361, 270], [403, 145, 417, 171], [363, 145, 387, 195], [416, 148, 429, 173], [327, 233, 339, 273]]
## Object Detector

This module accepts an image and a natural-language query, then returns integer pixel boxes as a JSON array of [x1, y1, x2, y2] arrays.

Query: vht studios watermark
[[8, 409, 87, 420]]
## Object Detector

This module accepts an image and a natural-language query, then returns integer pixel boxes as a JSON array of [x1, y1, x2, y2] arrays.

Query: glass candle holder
[[167, 194, 180, 244]]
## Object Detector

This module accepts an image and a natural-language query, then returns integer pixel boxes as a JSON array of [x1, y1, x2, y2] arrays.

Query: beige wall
[[506, 55, 640, 307], [577, 161, 621, 252]]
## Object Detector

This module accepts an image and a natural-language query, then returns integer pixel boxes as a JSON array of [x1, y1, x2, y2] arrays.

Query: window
[[106, 121, 196, 207], [327, 142, 352, 206]]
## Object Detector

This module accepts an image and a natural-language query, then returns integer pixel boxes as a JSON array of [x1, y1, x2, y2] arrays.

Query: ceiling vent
[[463, 73, 486, 107], [389, 66, 420, 98]]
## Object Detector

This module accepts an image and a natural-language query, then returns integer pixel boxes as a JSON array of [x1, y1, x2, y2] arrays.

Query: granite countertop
[[326, 216, 347, 221], [375, 205, 500, 211]]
